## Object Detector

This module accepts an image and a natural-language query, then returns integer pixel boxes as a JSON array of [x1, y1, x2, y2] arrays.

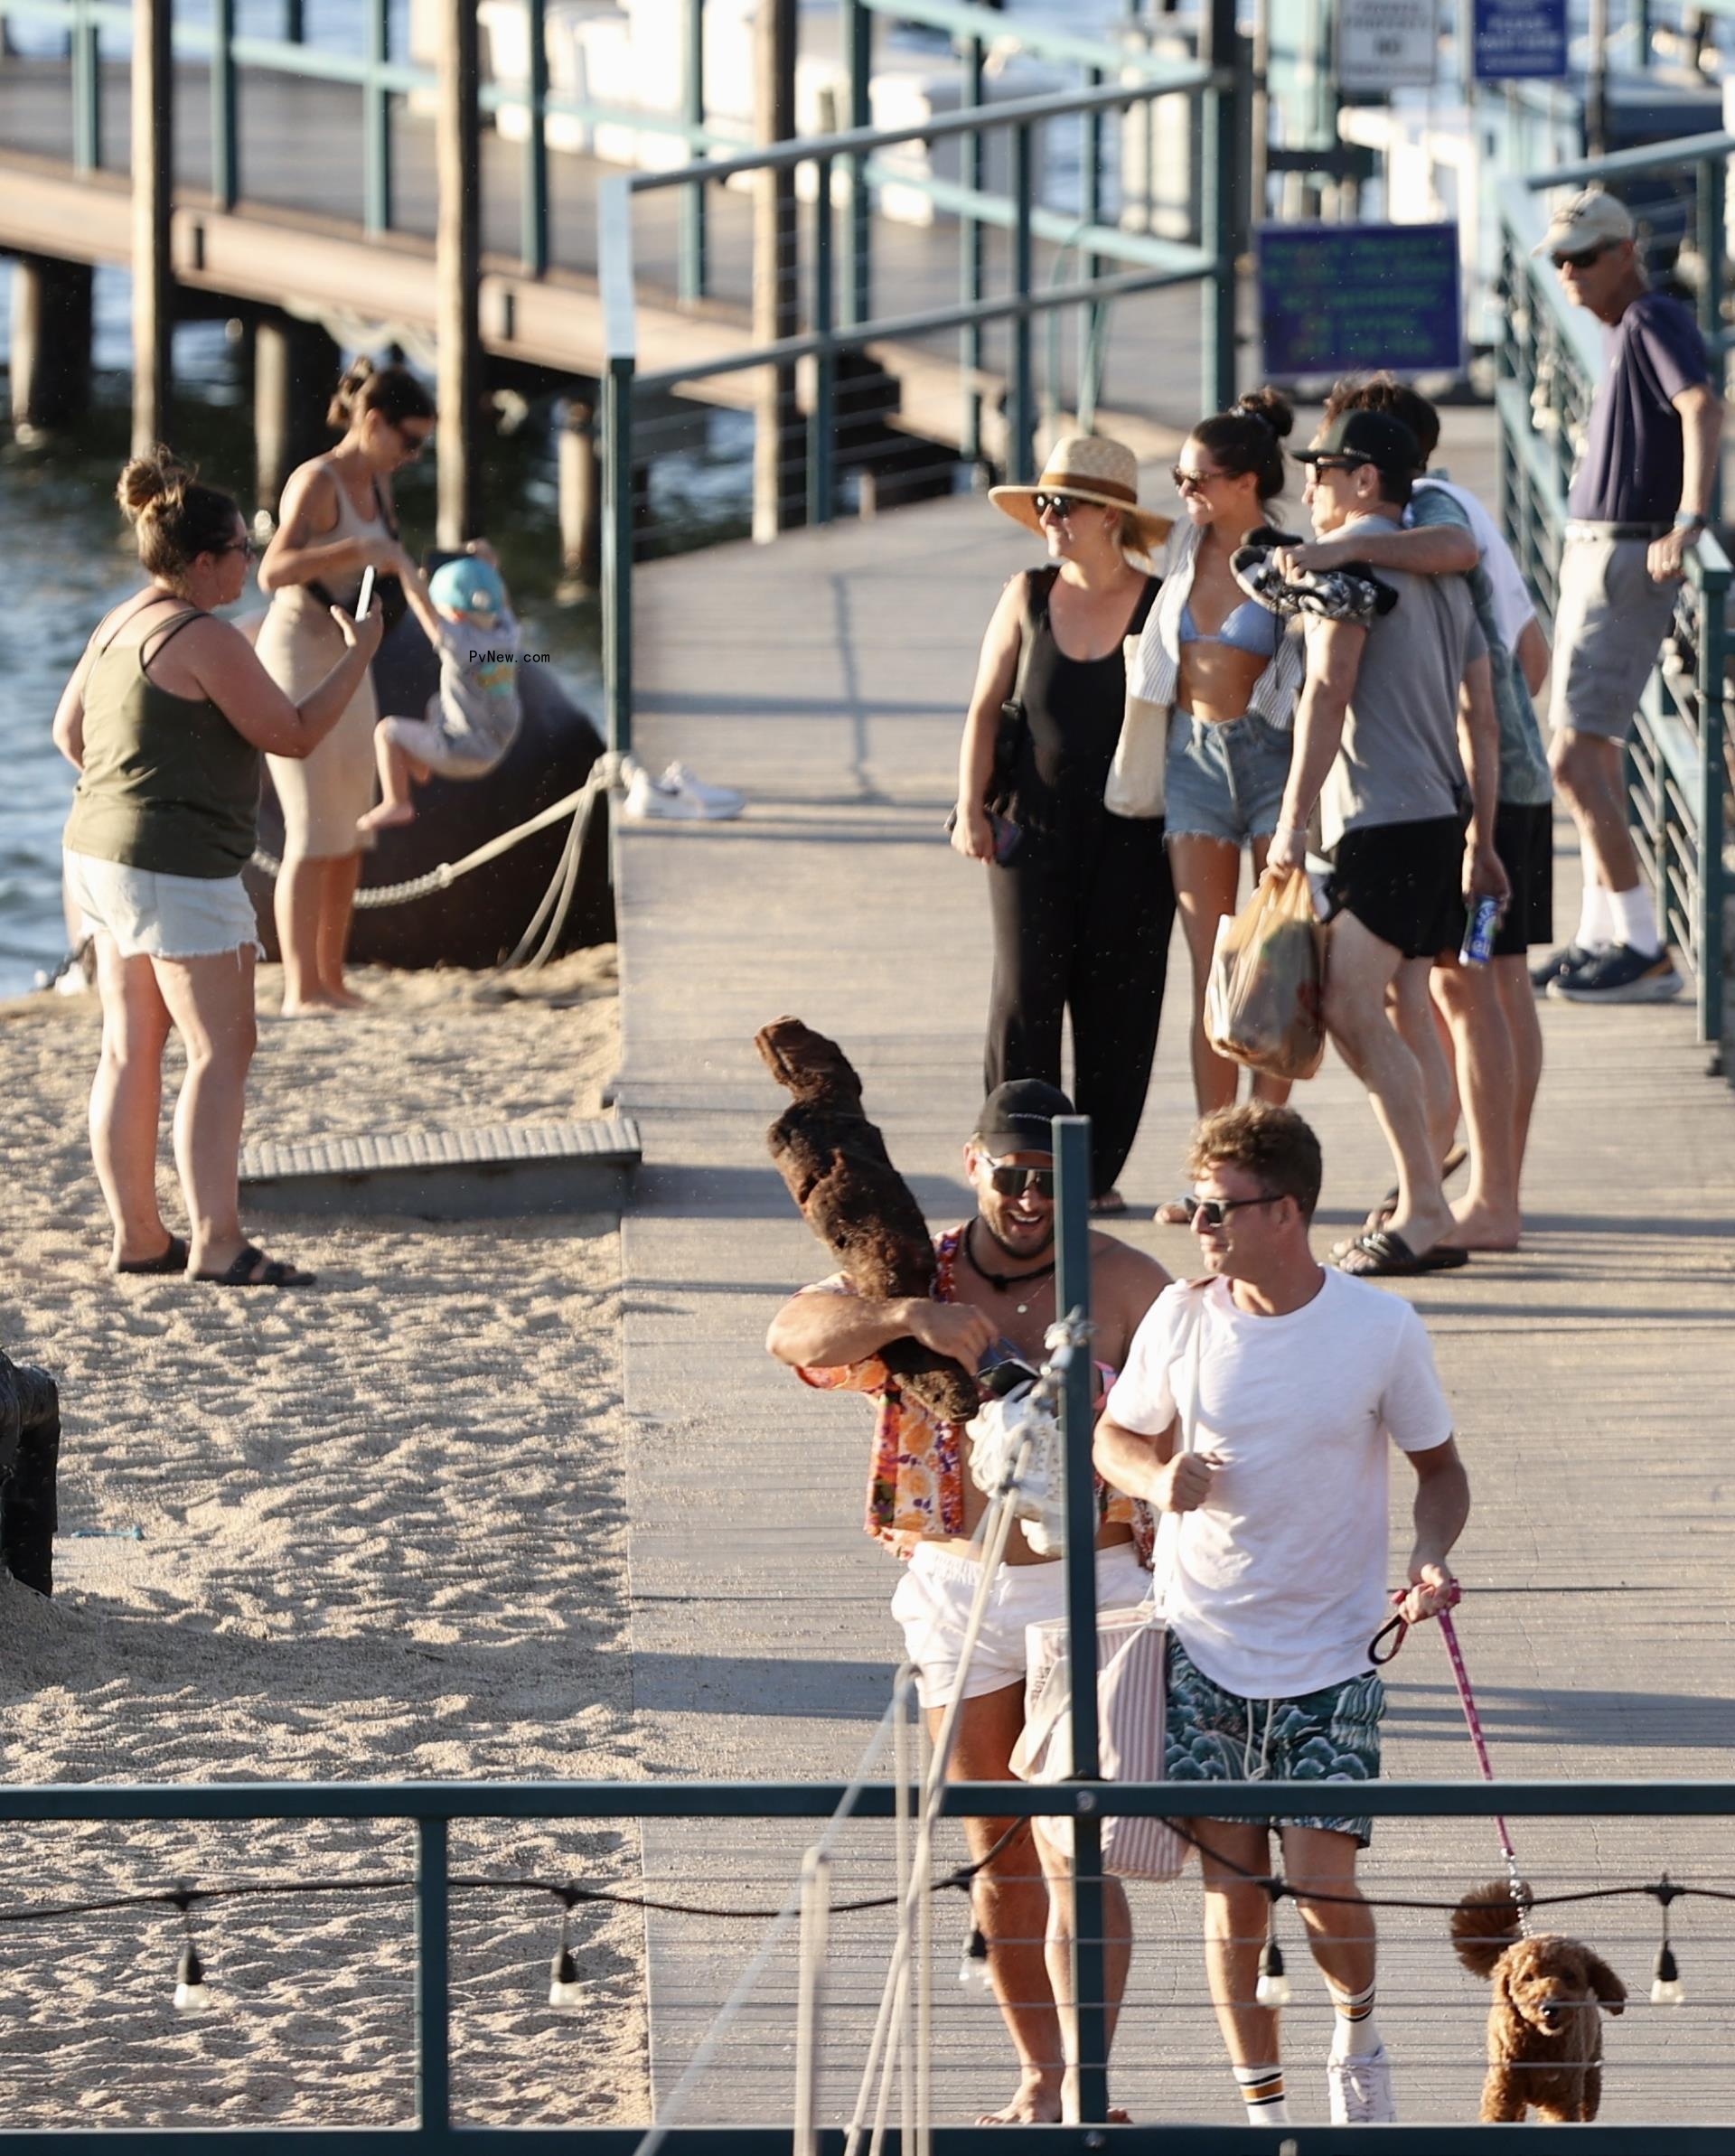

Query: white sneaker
[[621, 763, 746, 823], [1327, 2045, 1396, 2124], [661, 761, 746, 816]]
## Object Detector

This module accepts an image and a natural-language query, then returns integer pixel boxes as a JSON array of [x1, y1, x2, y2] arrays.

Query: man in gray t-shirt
[[1265, 410, 1506, 1280]]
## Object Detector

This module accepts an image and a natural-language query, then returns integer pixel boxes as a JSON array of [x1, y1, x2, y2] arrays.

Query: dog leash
[[1370, 1588, 1533, 1937]]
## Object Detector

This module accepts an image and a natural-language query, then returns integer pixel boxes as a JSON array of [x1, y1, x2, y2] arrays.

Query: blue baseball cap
[[428, 555, 506, 618]]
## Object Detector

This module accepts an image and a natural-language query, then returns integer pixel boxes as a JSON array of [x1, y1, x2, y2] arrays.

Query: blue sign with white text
[[1472, 0, 1568, 80], [1258, 223, 1462, 380]]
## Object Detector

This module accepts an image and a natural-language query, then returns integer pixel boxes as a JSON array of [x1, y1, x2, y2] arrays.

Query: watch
[[1674, 512, 1706, 531]]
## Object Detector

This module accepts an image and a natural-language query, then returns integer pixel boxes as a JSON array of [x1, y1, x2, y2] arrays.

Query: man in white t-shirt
[[1094, 1104, 1469, 2128]]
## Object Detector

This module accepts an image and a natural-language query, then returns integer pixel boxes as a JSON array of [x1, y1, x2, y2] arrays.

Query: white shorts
[[64, 850, 264, 963], [890, 1541, 1151, 1710]]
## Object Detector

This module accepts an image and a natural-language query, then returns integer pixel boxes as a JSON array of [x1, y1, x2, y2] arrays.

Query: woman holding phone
[[256, 357, 434, 1014]]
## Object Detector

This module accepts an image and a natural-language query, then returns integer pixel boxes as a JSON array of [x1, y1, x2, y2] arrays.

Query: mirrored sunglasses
[[1181, 1191, 1280, 1229], [1032, 492, 1083, 519], [986, 1163, 1057, 1200]]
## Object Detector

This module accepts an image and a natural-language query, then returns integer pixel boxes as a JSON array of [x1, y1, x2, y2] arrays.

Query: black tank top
[[1014, 566, 1160, 824]]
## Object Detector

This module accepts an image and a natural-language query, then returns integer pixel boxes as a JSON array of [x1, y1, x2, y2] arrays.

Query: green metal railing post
[[809, 155, 836, 529], [1080, 63, 1105, 430], [1699, 152, 1724, 525], [211, 0, 238, 211], [364, 0, 392, 236], [284, 0, 305, 40], [603, 354, 635, 763], [1199, 0, 1238, 411], [1053, 1115, 1110, 2126], [961, 32, 986, 464], [70, 0, 99, 172], [522, 0, 549, 275], [844, 0, 871, 327], [1010, 120, 1036, 483], [415, 1816, 451, 2137], [679, 0, 708, 301], [1694, 554, 1727, 1047]]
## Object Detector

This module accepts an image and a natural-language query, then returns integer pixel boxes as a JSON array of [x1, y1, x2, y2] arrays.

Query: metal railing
[[1496, 154, 1730, 1048], [596, 37, 1240, 764]]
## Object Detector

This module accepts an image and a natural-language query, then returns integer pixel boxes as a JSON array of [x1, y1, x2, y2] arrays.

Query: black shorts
[[1491, 800, 1554, 958], [1327, 815, 1465, 961]]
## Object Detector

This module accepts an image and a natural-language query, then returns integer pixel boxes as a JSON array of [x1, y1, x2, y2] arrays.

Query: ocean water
[[0, 0, 1195, 996]]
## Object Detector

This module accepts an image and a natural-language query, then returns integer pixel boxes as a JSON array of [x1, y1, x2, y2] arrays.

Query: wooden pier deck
[[611, 418, 1735, 2128], [0, 54, 1205, 458]]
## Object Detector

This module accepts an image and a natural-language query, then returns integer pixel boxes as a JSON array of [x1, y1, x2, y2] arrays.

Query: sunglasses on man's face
[[1306, 455, 1373, 478], [1180, 1191, 1281, 1230], [1554, 243, 1612, 273], [985, 1163, 1057, 1201], [1033, 492, 1083, 520]]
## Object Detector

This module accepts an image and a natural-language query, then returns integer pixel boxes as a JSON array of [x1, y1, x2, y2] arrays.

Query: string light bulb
[[1650, 1876, 1685, 2005], [958, 1924, 994, 1995], [1255, 1933, 1292, 2010], [549, 1898, 584, 2011], [174, 1939, 213, 2015]]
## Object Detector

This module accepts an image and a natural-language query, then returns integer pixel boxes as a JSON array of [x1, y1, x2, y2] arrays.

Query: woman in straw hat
[[1126, 387, 1305, 1130], [952, 434, 1174, 1214]]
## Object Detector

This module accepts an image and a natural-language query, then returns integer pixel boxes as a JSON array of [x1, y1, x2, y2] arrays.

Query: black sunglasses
[[986, 1163, 1057, 1200], [219, 538, 259, 561], [1554, 242, 1612, 273], [1181, 1191, 1282, 1229], [1032, 492, 1082, 519], [1305, 455, 1373, 477], [1172, 464, 1227, 490]]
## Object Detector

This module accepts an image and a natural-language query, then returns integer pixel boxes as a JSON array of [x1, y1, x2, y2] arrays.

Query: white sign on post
[[1337, 0, 1438, 90]]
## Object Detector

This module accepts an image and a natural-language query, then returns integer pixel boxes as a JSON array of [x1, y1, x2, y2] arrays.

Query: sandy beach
[[0, 951, 648, 2127]]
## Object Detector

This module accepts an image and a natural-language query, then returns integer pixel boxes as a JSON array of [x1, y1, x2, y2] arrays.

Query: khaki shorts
[[1547, 531, 1679, 744], [890, 1541, 1150, 1710]]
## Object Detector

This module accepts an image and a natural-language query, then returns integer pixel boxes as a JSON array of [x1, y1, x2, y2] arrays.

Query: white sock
[[1329, 1977, 1383, 2058], [1574, 881, 1613, 951], [1608, 883, 1663, 958], [1233, 2062, 1290, 2122]]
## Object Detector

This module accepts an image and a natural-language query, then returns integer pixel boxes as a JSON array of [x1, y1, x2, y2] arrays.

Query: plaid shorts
[[1164, 1636, 1385, 1845]]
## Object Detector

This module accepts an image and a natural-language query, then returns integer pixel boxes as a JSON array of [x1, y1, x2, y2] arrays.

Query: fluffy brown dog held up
[[756, 1017, 978, 1424], [1452, 1881, 1627, 2123]]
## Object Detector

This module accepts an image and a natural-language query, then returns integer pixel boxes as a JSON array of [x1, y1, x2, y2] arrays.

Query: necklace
[[965, 1222, 1057, 1317]]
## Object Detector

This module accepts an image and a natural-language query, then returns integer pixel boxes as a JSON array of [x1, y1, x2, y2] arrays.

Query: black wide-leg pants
[[983, 807, 1176, 1198]]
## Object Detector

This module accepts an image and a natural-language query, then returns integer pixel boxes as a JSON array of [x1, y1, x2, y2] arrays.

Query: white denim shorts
[[890, 1541, 1150, 1710], [64, 849, 265, 962]]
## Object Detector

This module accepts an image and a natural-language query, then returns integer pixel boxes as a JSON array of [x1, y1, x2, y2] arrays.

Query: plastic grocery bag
[[1204, 868, 1327, 1082]]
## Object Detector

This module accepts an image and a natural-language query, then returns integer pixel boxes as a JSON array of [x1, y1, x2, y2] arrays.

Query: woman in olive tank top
[[52, 449, 380, 1285]]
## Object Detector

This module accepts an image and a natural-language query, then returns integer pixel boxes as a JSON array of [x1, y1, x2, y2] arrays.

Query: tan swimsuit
[[256, 461, 387, 858]]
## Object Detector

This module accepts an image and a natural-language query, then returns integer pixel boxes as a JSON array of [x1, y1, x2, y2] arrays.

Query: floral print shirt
[[794, 1226, 1156, 1564]]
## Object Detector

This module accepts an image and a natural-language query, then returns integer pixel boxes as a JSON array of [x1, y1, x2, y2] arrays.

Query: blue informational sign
[[1258, 222, 1463, 379], [1472, 0, 1569, 80]]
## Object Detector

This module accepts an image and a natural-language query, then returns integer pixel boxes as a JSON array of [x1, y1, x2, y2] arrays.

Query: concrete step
[[239, 1117, 642, 1220]]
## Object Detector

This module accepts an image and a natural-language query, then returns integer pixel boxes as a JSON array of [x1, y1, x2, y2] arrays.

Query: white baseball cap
[[1534, 189, 1636, 262]]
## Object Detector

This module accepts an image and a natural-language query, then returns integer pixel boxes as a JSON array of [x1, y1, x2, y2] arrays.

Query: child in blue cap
[[358, 542, 522, 833]]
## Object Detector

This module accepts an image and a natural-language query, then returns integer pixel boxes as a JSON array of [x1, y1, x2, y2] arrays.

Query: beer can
[[1459, 895, 1499, 968]]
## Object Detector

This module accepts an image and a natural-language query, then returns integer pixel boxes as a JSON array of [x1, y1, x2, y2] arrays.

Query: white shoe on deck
[[1327, 2044, 1396, 2123]]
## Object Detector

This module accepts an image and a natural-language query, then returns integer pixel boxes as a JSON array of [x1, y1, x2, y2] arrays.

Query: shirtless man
[[766, 1079, 1168, 2124]]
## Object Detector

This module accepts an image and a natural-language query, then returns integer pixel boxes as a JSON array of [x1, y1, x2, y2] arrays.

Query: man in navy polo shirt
[[1531, 189, 1723, 1004]]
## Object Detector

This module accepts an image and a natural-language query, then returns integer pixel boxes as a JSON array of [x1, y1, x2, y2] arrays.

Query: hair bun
[[1234, 387, 1295, 443], [116, 445, 192, 520]]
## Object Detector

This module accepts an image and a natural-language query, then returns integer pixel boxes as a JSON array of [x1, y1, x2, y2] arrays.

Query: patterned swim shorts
[[1164, 1636, 1385, 1845]]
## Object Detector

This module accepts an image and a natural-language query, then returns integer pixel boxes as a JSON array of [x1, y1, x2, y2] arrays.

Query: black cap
[[975, 1078, 1074, 1153], [1297, 408, 1421, 477]]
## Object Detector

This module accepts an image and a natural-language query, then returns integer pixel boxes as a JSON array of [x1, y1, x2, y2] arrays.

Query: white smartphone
[[356, 566, 376, 621]]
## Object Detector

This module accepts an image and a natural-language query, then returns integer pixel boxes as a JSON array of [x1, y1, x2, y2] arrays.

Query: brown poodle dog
[[1452, 1881, 1627, 2123]]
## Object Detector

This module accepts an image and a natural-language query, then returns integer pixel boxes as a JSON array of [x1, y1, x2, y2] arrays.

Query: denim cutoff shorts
[[1164, 708, 1291, 847]]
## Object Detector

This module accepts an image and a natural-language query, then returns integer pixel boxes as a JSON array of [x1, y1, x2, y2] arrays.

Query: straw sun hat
[[989, 434, 1173, 553]]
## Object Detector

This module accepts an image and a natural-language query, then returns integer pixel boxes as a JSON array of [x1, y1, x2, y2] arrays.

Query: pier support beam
[[254, 314, 340, 517], [436, 0, 483, 545], [752, 0, 802, 540], [9, 256, 93, 434], [558, 398, 602, 596], [131, 0, 174, 455]]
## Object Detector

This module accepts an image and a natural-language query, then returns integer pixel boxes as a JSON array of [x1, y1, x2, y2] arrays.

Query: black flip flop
[[115, 1234, 189, 1277], [1335, 1230, 1469, 1278], [193, 1242, 316, 1288]]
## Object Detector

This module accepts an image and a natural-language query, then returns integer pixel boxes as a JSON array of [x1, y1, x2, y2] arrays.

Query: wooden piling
[[752, 0, 802, 540], [8, 255, 93, 433], [558, 398, 602, 595], [254, 313, 341, 516], [131, 0, 174, 455], [436, 0, 483, 546]]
